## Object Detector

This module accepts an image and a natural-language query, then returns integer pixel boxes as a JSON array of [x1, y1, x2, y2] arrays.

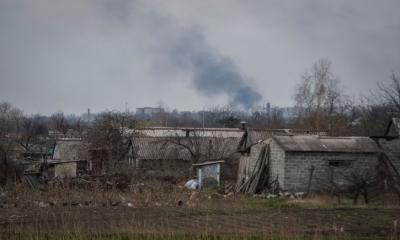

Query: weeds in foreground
[[0, 232, 388, 240]]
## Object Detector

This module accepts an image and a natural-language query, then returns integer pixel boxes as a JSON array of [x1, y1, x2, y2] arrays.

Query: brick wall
[[283, 152, 379, 192], [269, 139, 380, 192], [269, 140, 286, 189]]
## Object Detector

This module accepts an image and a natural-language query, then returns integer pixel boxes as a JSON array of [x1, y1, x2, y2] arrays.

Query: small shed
[[193, 160, 224, 189], [51, 138, 87, 177], [270, 135, 381, 192], [236, 128, 328, 193]]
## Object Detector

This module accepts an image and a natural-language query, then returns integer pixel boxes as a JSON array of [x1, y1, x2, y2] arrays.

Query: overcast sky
[[0, 0, 399, 115]]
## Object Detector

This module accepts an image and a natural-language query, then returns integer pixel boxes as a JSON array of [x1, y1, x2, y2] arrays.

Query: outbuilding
[[51, 138, 87, 177], [193, 160, 224, 189], [270, 135, 381, 192]]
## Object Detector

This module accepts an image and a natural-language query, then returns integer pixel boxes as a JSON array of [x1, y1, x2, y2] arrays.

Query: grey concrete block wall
[[269, 140, 286, 189], [283, 152, 379, 192], [269, 139, 380, 192]]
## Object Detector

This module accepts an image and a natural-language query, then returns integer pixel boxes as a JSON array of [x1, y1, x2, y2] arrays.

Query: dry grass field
[[0, 184, 399, 240]]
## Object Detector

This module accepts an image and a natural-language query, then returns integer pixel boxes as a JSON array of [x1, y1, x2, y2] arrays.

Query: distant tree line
[[1, 59, 399, 185]]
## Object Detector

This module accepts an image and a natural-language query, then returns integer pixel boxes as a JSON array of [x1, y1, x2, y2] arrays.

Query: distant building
[[136, 107, 164, 116], [126, 127, 244, 181], [23, 138, 87, 181], [49, 138, 87, 178], [127, 127, 242, 168]]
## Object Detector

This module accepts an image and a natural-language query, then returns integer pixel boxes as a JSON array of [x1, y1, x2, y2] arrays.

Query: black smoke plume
[[170, 27, 262, 108]]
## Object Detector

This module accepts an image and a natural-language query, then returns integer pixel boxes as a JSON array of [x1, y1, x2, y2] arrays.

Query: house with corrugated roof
[[48, 138, 87, 178], [126, 127, 243, 179], [236, 128, 328, 192]]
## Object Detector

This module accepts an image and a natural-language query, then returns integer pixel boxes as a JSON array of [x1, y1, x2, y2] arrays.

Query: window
[[328, 160, 352, 167]]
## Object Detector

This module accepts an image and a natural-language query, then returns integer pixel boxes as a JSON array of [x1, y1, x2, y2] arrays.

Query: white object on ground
[[184, 179, 199, 190]]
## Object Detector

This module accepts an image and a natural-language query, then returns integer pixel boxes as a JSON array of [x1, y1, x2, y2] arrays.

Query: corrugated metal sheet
[[238, 129, 328, 152], [131, 137, 192, 160], [133, 127, 244, 138], [131, 136, 241, 161], [273, 135, 380, 153]]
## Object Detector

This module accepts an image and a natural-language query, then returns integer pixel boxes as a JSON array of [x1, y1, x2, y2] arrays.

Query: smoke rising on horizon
[[170, 27, 262, 108]]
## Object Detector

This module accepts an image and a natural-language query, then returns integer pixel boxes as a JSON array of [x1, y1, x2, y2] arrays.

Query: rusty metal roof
[[273, 135, 380, 153]]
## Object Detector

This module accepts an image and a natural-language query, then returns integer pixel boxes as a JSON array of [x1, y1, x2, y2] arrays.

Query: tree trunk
[[362, 189, 369, 204], [353, 190, 360, 205]]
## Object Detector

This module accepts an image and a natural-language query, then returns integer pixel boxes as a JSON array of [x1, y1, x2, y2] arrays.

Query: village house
[[48, 138, 87, 178], [21, 138, 87, 185], [127, 136, 192, 170], [236, 128, 328, 192], [268, 135, 381, 192], [127, 127, 243, 179]]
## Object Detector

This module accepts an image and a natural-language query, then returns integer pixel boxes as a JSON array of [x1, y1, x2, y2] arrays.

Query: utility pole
[[87, 108, 91, 124], [202, 109, 205, 129], [125, 102, 129, 114]]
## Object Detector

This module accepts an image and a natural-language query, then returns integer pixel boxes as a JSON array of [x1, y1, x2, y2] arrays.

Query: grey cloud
[[0, 0, 399, 114]]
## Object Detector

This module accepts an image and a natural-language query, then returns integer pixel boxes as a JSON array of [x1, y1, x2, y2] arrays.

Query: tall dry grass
[[1, 185, 399, 240]]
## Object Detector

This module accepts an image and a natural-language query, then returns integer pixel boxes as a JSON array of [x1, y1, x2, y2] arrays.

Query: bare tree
[[377, 73, 400, 116], [15, 115, 49, 157], [50, 112, 70, 135], [294, 59, 352, 134], [85, 112, 135, 174], [344, 168, 377, 204], [350, 73, 400, 136], [158, 129, 238, 164], [0, 102, 23, 185], [320, 166, 378, 205]]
